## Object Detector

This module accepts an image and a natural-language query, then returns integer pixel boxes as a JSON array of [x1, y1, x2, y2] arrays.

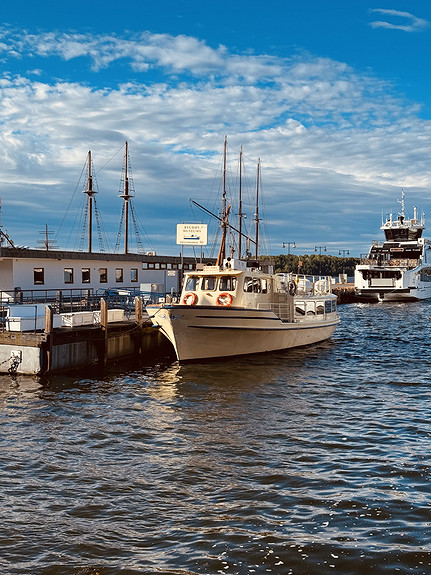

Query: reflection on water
[[1, 302, 431, 574]]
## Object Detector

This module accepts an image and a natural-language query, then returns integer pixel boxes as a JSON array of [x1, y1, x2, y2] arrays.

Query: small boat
[[354, 191, 431, 301], [146, 140, 340, 362]]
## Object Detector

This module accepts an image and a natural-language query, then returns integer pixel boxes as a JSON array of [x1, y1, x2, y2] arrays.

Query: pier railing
[[0, 287, 171, 315]]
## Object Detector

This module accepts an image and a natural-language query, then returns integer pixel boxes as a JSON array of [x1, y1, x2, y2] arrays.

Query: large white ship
[[354, 192, 431, 301]]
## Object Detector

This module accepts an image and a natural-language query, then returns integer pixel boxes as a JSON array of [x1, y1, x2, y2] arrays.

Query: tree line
[[263, 253, 360, 277]]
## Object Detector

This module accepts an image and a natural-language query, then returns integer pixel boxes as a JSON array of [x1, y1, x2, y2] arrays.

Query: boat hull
[[146, 305, 340, 361]]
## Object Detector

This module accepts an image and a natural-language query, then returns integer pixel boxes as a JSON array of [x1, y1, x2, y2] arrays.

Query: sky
[[1, 1, 431, 258]]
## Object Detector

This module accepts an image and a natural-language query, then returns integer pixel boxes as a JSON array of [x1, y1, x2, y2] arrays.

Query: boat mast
[[83, 151, 96, 253], [216, 136, 228, 266], [238, 145, 243, 259], [254, 158, 260, 260]]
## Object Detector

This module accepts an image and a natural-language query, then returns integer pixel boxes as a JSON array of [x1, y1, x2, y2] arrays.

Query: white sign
[[176, 224, 208, 245]]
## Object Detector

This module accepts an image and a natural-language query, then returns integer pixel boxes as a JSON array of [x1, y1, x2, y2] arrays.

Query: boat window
[[316, 304, 324, 315], [64, 268, 73, 284], [253, 279, 261, 293], [243, 277, 253, 292], [34, 268, 44, 285], [295, 303, 305, 316], [184, 276, 200, 291], [99, 268, 108, 283], [420, 268, 431, 282], [116, 268, 124, 283], [261, 279, 268, 294], [219, 276, 237, 291], [202, 276, 216, 291], [131, 268, 138, 282], [306, 302, 316, 315], [325, 300, 332, 314], [82, 268, 90, 283]]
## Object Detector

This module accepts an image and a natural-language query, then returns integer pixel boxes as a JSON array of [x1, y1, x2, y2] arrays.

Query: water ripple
[[1, 302, 431, 574]]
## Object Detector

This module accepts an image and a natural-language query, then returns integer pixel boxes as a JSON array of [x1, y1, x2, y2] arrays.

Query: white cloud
[[0, 28, 429, 255], [369, 9, 428, 32]]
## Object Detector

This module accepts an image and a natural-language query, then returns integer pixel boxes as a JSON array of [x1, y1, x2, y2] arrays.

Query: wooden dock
[[0, 298, 172, 375], [332, 282, 360, 304]]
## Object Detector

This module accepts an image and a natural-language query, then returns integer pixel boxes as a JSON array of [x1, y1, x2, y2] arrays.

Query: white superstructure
[[355, 192, 431, 301]]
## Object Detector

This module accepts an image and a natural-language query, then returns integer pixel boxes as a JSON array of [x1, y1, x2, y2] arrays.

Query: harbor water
[[1, 301, 431, 575]]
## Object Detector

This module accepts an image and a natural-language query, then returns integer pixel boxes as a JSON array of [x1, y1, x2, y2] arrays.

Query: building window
[[99, 268, 108, 283], [142, 262, 148, 269], [131, 268, 138, 282], [64, 268, 74, 284], [148, 263, 155, 269], [116, 268, 123, 282], [82, 268, 90, 283], [34, 268, 44, 285], [160, 263, 167, 269]]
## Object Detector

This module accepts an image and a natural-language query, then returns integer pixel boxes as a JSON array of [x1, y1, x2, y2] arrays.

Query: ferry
[[354, 192, 431, 301]]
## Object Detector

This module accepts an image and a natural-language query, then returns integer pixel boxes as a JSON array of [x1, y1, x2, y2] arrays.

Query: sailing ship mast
[[119, 141, 133, 254], [82, 151, 96, 253]]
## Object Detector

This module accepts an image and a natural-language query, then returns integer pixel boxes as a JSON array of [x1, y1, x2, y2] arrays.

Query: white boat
[[146, 260, 340, 361], [146, 139, 340, 362], [354, 191, 431, 301]]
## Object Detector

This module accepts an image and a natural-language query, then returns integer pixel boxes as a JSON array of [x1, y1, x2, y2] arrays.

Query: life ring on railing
[[183, 292, 198, 305], [217, 292, 233, 306], [288, 281, 297, 296]]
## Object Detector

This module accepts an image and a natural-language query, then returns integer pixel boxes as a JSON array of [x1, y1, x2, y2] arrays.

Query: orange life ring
[[217, 292, 233, 306], [183, 292, 198, 305]]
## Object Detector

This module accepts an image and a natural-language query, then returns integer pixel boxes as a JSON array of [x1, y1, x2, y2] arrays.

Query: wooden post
[[135, 296, 143, 326], [100, 298, 108, 366], [135, 296, 143, 358], [44, 305, 54, 373], [45, 305, 53, 334]]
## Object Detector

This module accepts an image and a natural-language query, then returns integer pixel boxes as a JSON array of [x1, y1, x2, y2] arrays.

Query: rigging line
[[93, 197, 106, 252], [54, 160, 87, 244], [130, 203, 144, 253], [115, 203, 126, 253], [95, 143, 125, 176]]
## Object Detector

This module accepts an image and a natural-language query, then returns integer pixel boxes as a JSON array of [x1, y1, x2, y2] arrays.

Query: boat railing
[[259, 303, 293, 322], [359, 258, 418, 268], [275, 274, 333, 296]]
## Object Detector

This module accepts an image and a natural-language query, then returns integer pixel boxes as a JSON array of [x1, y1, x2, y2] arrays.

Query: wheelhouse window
[[99, 268, 107, 283], [184, 276, 200, 291], [64, 268, 73, 284], [243, 277, 263, 293], [116, 268, 123, 283], [34, 268, 44, 285], [201, 276, 216, 291], [82, 268, 90, 283], [131, 268, 138, 282], [219, 276, 237, 292]]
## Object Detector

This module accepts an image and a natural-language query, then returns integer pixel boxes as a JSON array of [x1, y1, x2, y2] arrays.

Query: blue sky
[[1, 1, 431, 257]]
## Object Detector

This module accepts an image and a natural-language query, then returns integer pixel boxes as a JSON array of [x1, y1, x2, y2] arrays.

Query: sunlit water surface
[[1, 302, 431, 574]]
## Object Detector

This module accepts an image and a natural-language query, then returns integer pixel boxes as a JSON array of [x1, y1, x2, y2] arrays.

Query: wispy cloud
[[0, 27, 429, 254], [369, 9, 428, 32]]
